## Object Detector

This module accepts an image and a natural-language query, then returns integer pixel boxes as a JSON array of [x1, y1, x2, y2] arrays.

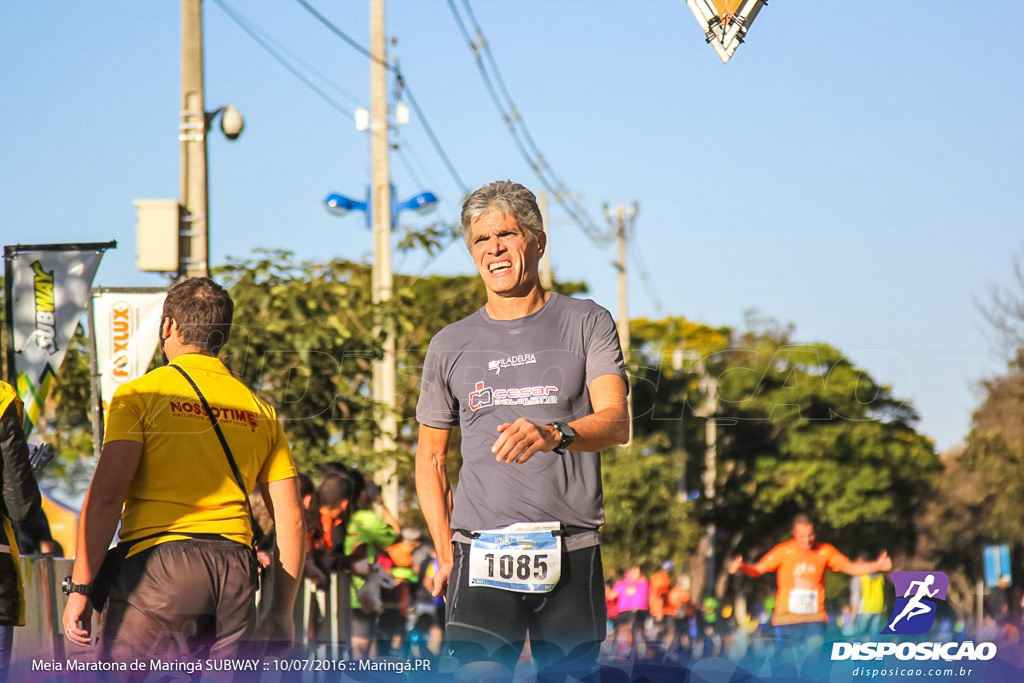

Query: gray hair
[[461, 180, 544, 248]]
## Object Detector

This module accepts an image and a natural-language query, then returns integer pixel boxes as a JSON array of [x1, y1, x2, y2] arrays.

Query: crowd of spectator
[[289, 464, 445, 662], [597, 561, 1023, 673]]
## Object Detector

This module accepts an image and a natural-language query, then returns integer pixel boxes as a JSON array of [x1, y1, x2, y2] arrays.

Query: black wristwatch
[[62, 576, 92, 597], [548, 421, 576, 454]]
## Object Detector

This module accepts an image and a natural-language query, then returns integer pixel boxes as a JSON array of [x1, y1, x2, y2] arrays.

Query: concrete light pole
[[180, 0, 208, 278], [325, 1, 436, 515], [538, 190, 553, 289], [690, 363, 719, 598], [604, 203, 638, 443], [701, 374, 718, 593], [370, 0, 398, 514], [176, 0, 243, 279]]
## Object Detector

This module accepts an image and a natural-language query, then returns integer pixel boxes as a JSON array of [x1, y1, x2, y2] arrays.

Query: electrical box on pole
[[134, 199, 181, 272]]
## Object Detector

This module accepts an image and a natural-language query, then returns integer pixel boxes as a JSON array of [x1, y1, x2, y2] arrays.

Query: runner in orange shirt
[[728, 513, 891, 665]]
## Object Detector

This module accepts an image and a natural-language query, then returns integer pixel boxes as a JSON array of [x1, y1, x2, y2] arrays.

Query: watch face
[[555, 422, 575, 448], [62, 576, 88, 596]]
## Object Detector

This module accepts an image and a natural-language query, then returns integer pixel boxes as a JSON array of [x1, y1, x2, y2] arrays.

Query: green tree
[[215, 251, 384, 475], [601, 433, 702, 575], [619, 314, 938, 594], [714, 325, 940, 567], [922, 367, 1024, 605], [922, 250, 1024, 608]]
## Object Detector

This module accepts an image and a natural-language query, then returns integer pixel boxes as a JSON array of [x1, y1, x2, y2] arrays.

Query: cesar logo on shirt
[[467, 381, 558, 412]]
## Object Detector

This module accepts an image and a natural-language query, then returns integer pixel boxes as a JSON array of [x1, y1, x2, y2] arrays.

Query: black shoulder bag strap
[[170, 364, 261, 557]]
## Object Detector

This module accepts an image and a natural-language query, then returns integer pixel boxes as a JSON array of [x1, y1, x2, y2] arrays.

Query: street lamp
[[206, 105, 244, 140], [325, 187, 438, 228], [174, 103, 244, 279], [323, 184, 437, 514]]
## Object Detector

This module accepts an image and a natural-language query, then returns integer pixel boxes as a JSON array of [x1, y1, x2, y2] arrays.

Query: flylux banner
[[89, 287, 165, 444], [3, 242, 115, 441]]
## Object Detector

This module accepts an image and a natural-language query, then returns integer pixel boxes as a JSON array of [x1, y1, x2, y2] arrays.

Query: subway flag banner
[[90, 287, 165, 426], [3, 242, 114, 441]]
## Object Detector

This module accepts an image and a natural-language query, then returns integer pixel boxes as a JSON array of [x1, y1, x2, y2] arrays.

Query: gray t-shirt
[[416, 292, 626, 533]]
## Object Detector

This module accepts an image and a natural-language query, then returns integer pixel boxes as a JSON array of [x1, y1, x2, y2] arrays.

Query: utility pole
[[690, 364, 719, 598], [604, 203, 638, 443], [538, 190, 553, 290], [179, 0, 209, 278], [702, 374, 718, 594], [369, 0, 399, 514]]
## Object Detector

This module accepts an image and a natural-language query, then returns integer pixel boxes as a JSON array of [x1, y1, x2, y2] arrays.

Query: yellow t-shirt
[[104, 354, 295, 553], [859, 573, 886, 614]]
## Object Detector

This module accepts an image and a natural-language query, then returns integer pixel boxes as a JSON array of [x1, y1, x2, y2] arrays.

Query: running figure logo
[[882, 571, 949, 635]]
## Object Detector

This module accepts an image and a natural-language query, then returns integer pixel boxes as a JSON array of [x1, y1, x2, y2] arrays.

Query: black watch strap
[[62, 575, 92, 597], [549, 421, 576, 454]]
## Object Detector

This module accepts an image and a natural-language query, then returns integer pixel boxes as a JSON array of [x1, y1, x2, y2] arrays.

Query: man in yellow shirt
[[850, 555, 887, 639], [61, 278, 305, 664]]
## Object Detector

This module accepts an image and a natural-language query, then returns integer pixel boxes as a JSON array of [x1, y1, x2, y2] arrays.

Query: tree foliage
[[601, 433, 702, 575], [712, 327, 940, 563], [979, 250, 1024, 365], [623, 313, 940, 594], [216, 251, 383, 474], [924, 251, 1024, 599], [923, 368, 1024, 589]]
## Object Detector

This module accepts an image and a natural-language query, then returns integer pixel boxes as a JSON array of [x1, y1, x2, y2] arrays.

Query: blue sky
[[2, 0, 1021, 453]]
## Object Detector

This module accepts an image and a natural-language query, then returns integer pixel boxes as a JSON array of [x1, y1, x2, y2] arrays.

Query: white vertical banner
[[4, 242, 115, 441], [90, 288, 166, 413]]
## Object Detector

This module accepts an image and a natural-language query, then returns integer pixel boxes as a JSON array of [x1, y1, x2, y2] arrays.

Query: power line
[[294, 0, 469, 195], [211, 0, 356, 119], [458, 0, 544, 158], [393, 150, 427, 195], [294, 0, 379, 65], [401, 83, 469, 196], [447, 0, 612, 246], [215, 0, 361, 107], [628, 238, 665, 316], [211, 2, 467, 287]]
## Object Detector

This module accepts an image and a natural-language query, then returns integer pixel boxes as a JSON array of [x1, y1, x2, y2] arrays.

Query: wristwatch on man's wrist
[[62, 576, 92, 597], [548, 421, 576, 454]]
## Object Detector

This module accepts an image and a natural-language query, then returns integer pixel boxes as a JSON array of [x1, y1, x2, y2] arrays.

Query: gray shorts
[[100, 537, 258, 663]]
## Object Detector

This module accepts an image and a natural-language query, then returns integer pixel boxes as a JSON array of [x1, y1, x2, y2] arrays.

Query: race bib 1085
[[468, 522, 562, 593]]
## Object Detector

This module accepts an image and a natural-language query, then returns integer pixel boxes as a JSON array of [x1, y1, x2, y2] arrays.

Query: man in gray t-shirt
[[415, 180, 629, 679]]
